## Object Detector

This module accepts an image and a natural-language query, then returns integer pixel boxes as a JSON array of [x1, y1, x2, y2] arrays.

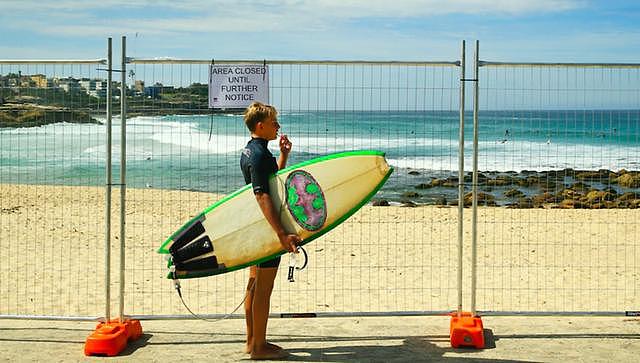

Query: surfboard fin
[[169, 218, 206, 254], [172, 235, 214, 263], [175, 256, 219, 271]]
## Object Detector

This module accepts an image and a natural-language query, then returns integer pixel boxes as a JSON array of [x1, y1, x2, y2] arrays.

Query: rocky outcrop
[[0, 103, 98, 127]]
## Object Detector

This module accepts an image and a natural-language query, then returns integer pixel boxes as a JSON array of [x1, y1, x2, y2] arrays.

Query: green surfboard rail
[[158, 150, 393, 278]]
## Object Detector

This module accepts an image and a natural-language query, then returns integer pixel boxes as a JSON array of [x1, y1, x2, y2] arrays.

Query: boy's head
[[243, 102, 278, 132]]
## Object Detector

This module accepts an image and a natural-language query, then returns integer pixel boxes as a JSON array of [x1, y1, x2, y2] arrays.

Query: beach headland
[[0, 103, 98, 128]]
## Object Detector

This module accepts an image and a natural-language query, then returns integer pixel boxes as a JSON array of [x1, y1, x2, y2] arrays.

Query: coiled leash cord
[[171, 265, 253, 323]]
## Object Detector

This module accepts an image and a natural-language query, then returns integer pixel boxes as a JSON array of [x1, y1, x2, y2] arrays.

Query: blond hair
[[243, 102, 277, 131]]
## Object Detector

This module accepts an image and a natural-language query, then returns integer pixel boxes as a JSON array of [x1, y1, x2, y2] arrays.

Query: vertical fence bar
[[456, 40, 466, 315], [104, 37, 113, 322], [119, 36, 127, 322], [470, 40, 480, 315]]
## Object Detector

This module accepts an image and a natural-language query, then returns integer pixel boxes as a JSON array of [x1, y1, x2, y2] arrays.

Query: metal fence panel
[[122, 60, 462, 316], [474, 64, 640, 313], [0, 60, 109, 318]]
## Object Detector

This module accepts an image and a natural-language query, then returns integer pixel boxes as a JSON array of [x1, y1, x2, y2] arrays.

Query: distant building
[[79, 78, 108, 97], [57, 77, 81, 93], [134, 80, 145, 93], [144, 82, 174, 99], [30, 74, 49, 88]]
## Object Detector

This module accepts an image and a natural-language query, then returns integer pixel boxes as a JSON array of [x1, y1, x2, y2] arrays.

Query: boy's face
[[258, 115, 280, 140]]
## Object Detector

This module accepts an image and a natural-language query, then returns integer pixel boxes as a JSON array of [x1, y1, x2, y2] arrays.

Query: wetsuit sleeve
[[248, 154, 273, 194]]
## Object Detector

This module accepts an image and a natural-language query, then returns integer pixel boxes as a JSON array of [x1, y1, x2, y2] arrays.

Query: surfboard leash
[[170, 265, 254, 323], [169, 245, 308, 322], [287, 246, 308, 282]]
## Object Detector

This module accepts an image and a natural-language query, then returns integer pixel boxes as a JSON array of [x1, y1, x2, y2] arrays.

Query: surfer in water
[[241, 101, 301, 360]]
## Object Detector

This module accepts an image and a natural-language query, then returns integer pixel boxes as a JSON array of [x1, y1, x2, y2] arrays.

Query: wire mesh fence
[[123, 60, 463, 316], [474, 64, 640, 313], [1, 49, 638, 320], [0, 60, 111, 317]]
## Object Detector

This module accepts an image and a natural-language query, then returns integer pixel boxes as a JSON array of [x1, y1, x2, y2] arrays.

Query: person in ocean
[[240, 101, 301, 360]]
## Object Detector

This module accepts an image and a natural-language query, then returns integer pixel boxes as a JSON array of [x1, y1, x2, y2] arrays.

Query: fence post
[[104, 37, 113, 323], [470, 39, 480, 315], [119, 35, 127, 323], [450, 39, 485, 350], [456, 40, 466, 316]]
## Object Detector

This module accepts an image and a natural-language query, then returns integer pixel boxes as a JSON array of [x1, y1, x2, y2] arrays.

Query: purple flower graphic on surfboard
[[285, 170, 327, 231]]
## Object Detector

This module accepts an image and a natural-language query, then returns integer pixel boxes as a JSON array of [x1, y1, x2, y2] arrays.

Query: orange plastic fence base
[[449, 312, 485, 349], [84, 319, 142, 356]]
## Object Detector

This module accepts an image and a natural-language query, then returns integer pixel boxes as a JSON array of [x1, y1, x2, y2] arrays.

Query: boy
[[240, 102, 301, 360]]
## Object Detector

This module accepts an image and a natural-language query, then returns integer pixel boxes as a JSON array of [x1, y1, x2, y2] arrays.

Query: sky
[[1, 0, 640, 63]]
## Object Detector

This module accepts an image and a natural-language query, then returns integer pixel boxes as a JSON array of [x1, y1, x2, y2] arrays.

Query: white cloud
[[1, 0, 585, 16], [1, 0, 585, 38]]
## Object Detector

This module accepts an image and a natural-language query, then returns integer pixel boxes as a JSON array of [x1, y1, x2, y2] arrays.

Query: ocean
[[1, 110, 639, 205]]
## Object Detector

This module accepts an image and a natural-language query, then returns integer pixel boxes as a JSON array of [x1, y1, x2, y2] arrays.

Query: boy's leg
[[244, 265, 257, 353], [250, 266, 286, 359]]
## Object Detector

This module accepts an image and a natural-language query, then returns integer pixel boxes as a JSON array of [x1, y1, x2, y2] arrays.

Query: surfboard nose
[[377, 153, 392, 175]]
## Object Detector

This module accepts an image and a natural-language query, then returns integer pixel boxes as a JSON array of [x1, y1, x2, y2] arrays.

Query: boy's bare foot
[[245, 342, 283, 354], [250, 343, 287, 360]]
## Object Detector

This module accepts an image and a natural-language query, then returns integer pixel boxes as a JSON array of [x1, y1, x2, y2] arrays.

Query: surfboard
[[158, 150, 393, 279]]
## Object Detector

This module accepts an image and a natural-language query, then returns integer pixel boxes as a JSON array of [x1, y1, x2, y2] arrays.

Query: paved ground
[[1, 316, 639, 362]]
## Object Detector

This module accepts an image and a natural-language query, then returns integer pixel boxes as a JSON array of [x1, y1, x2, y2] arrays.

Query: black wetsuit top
[[240, 137, 281, 268]]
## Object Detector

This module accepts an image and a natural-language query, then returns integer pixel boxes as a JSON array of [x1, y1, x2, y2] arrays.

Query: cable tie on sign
[[263, 59, 267, 82], [208, 58, 215, 142], [96, 68, 124, 73]]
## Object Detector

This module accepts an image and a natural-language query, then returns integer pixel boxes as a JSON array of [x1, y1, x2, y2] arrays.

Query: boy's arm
[[255, 192, 300, 252]]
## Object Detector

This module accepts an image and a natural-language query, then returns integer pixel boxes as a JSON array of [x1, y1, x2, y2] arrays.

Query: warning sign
[[208, 64, 269, 108]]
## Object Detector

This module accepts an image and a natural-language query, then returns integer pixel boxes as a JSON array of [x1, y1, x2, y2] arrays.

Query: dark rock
[[408, 171, 420, 176], [372, 199, 389, 206], [569, 182, 590, 192], [516, 197, 534, 208], [443, 177, 460, 187], [616, 172, 640, 188], [584, 190, 616, 203], [617, 192, 640, 201], [575, 171, 609, 182], [532, 192, 561, 207], [463, 192, 496, 206], [555, 199, 588, 209], [434, 197, 447, 205], [402, 191, 420, 198], [518, 176, 540, 187], [401, 200, 418, 207], [476, 173, 489, 184], [504, 189, 524, 198], [416, 178, 457, 189], [490, 175, 517, 186], [559, 188, 582, 200]]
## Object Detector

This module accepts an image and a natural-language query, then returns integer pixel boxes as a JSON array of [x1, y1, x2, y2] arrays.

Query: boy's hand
[[279, 134, 292, 155], [278, 233, 301, 253]]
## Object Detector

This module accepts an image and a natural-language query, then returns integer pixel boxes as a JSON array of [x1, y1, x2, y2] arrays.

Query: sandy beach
[[1, 183, 639, 360]]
